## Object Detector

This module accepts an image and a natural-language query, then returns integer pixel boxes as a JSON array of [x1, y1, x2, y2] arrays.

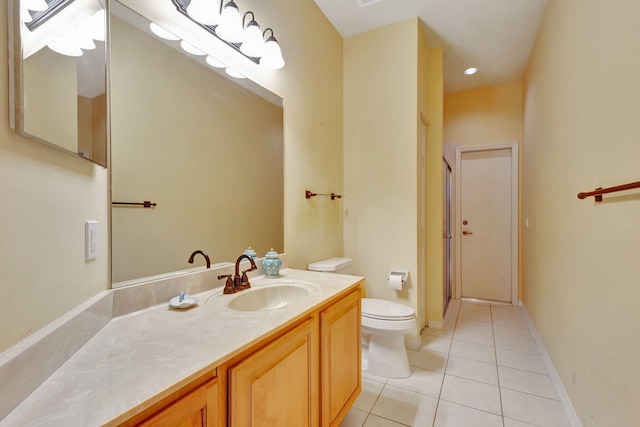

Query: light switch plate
[[85, 221, 98, 260]]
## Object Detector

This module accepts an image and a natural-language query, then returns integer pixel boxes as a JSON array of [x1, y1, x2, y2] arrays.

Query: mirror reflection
[[110, 2, 284, 286], [10, 0, 108, 166]]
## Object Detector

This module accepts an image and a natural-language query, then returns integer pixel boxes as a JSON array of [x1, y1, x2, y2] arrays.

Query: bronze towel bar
[[577, 180, 640, 202], [112, 201, 157, 208], [305, 190, 344, 200]]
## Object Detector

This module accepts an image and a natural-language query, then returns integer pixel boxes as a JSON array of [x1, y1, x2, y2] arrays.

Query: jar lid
[[243, 246, 258, 258], [265, 248, 279, 258]]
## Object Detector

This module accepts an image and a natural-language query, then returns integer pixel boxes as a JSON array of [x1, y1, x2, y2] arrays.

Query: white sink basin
[[207, 280, 319, 312], [228, 284, 309, 311]]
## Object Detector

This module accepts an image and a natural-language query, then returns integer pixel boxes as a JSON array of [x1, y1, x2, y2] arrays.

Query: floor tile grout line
[[499, 384, 563, 402], [431, 302, 460, 427], [490, 304, 506, 427], [438, 397, 506, 419], [497, 362, 554, 378], [361, 380, 386, 426]]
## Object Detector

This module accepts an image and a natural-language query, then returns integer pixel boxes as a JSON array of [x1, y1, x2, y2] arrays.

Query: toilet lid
[[361, 298, 415, 321]]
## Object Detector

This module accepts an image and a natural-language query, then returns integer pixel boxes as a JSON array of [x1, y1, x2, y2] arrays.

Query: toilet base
[[362, 333, 412, 379]]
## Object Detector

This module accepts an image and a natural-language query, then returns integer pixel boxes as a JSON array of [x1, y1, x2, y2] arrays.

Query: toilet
[[308, 258, 417, 379]]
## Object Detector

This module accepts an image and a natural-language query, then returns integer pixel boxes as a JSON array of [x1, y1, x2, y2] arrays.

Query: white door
[[460, 148, 514, 302]]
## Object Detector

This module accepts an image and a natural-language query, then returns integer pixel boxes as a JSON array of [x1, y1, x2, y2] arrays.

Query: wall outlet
[[85, 221, 98, 261]]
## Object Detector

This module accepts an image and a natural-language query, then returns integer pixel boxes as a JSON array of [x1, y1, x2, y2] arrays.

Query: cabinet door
[[137, 378, 219, 427], [321, 290, 361, 427], [228, 318, 319, 426]]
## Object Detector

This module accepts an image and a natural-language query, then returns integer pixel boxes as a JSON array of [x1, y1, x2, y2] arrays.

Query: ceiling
[[313, 0, 548, 94]]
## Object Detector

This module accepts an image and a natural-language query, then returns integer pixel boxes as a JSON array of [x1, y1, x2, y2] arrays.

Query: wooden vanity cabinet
[[226, 287, 362, 427], [136, 378, 219, 427], [228, 317, 319, 426], [320, 289, 361, 427]]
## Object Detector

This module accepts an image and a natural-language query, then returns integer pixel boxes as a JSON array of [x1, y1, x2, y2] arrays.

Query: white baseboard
[[428, 319, 444, 330], [521, 304, 582, 427]]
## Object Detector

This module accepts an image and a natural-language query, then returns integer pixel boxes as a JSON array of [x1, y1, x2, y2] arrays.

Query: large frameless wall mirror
[[110, 1, 284, 287], [8, 0, 108, 167]]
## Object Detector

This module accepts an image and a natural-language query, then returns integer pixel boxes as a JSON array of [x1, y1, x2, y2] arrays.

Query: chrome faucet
[[234, 254, 257, 291], [188, 250, 211, 269]]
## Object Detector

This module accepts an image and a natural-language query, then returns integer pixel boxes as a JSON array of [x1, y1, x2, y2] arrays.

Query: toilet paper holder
[[388, 270, 409, 286]]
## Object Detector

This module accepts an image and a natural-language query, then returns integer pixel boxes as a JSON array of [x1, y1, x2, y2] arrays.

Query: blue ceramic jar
[[262, 248, 282, 277]]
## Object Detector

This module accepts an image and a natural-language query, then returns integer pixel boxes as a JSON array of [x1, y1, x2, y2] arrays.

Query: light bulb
[[216, 1, 244, 43], [225, 67, 245, 79], [87, 9, 106, 42], [206, 55, 225, 68], [261, 34, 285, 69], [21, 5, 33, 23], [48, 36, 83, 57], [240, 19, 264, 58], [24, 0, 48, 12], [71, 33, 96, 50], [149, 22, 180, 41], [180, 40, 206, 56], [75, 10, 104, 43], [187, 0, 220, 26]]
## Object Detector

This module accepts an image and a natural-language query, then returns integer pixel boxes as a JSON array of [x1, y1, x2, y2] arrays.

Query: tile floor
[[340, 300, 574, 427]]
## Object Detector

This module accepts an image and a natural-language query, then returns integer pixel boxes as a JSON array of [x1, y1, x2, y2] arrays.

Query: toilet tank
[[308, 257, 352, 275]]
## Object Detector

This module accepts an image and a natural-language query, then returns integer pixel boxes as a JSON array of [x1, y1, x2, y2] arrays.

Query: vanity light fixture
[[464, 67, 478, 75], [172, 0, 285, 70], [21, 0, 105, 58], [46, 9, 105, 57]]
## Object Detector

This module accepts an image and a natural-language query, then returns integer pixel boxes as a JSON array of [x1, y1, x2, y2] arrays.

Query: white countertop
[[0, 269, 362, 426]]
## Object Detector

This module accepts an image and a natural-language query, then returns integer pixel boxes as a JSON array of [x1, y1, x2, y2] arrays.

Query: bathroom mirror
[[110, 1, 284, 285], [8, 0, 108, 167]]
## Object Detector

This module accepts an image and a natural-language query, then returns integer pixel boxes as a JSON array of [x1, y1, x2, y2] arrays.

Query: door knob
[[463, 230, 473, 235]]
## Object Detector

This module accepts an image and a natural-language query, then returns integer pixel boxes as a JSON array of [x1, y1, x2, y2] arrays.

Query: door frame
[[442, 156, 453, 313], [455, 142, 519, 305]]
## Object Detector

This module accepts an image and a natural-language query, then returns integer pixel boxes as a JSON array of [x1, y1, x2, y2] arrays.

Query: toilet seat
[[362, 298, 416, 321]]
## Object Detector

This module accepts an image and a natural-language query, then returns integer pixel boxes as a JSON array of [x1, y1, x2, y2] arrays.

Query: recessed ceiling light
[[464, 67, 478, 75]]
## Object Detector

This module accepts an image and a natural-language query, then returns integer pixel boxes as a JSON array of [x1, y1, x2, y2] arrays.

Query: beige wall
[[443, 81, 523, 158], [0, 4, 109, 352], [344, 18, 443, 340], [523, 0, 640, 425], [239, 0, 344, 270], [0, 0, 343, 352], [420, 27, 445, 328], [443, 82, 523, 300]]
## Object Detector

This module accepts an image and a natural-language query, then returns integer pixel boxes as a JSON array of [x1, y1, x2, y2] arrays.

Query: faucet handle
[[218, 274, 236, 294], [238, 271, 251, 290]]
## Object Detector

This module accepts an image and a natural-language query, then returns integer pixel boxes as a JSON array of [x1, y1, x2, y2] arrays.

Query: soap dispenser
[[262, 248, 282, 277]]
